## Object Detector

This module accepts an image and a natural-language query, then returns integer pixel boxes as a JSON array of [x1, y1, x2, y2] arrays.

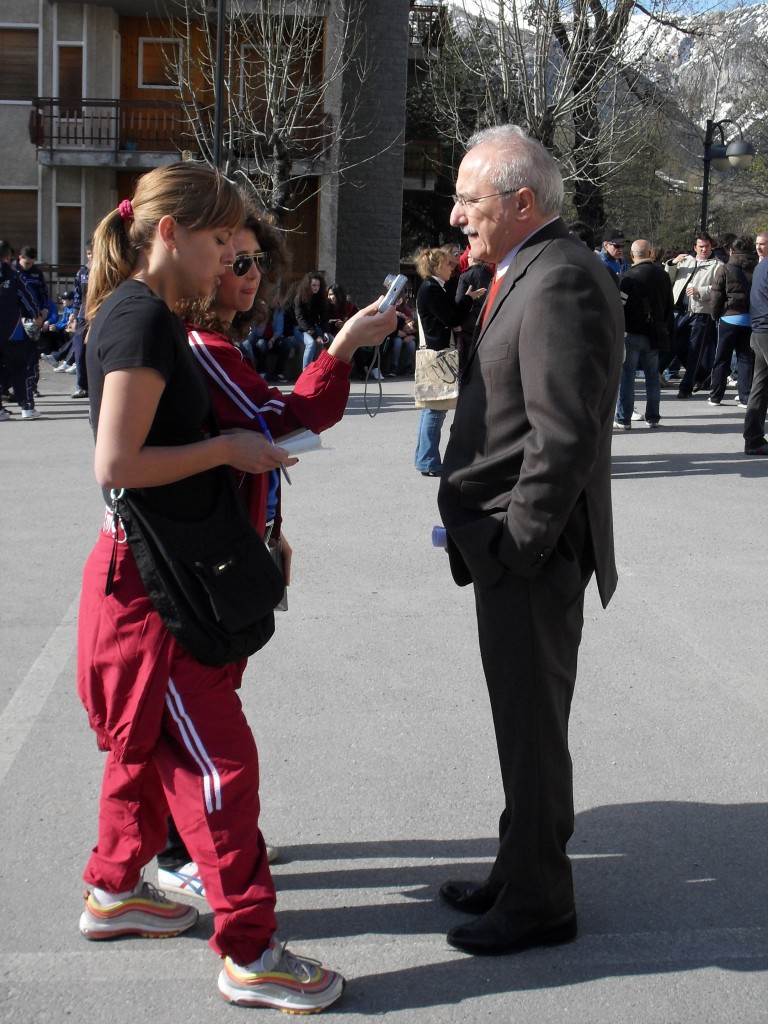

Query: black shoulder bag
[[106, 464, 285, 667]]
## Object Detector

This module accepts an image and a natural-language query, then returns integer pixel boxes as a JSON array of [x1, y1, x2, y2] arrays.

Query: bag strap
[[416, 313, 427, 350], [105, 488, 124, 596]]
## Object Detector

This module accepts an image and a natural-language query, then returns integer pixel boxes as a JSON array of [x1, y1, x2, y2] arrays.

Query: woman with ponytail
[[76, 164, 346, 1014]]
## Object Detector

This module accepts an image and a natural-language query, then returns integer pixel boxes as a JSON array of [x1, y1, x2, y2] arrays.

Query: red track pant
[[78, 522, 277, 965]]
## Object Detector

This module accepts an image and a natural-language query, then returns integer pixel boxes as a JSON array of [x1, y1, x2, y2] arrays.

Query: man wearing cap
[[41, 290, 76, 356], [600, 230, 629, 276]]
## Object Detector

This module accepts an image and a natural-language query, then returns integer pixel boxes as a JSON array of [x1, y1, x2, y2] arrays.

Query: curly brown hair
[[180, 208, 290, 341]]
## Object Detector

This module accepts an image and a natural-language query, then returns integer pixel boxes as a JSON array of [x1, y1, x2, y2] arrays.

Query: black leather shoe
[[420, 470, 441, 477], [447, 908, 577, 956], [439, 879, 500, 916]]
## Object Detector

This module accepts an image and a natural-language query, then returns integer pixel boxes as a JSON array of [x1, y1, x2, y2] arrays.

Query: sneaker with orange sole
[[218, 938, 345, 1013], [79, 881, 198, 940]]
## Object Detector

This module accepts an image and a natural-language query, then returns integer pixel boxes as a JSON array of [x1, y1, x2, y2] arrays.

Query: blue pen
[[256, 413, 292, 485]]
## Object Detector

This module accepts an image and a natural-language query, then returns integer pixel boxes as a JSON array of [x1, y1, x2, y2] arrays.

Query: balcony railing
[[408, 3, 447, 52], [30, 97, 333, 169], [30, 98, 189, 156]]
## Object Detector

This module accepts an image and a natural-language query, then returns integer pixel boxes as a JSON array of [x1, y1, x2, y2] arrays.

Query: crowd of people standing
[[599, 226, 768, 454]]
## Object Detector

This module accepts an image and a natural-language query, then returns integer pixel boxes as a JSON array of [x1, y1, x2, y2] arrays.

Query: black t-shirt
[[87, 279, 217, 516]]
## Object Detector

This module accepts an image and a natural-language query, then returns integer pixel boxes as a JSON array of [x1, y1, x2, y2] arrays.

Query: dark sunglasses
[[227, 251, 271, 276]]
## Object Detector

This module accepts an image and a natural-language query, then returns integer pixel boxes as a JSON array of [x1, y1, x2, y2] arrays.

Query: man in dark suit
[[436, 125, 624, 956]]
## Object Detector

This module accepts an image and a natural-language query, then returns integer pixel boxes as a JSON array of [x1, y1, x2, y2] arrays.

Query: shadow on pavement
[[194, 801, 768, 1011]]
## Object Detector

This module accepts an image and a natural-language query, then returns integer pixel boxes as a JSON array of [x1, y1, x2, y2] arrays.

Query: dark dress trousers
[[437, 218, 624, 923]]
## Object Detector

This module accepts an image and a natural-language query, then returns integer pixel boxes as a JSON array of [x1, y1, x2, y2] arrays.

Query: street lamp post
[[700, 118, 755, 232]]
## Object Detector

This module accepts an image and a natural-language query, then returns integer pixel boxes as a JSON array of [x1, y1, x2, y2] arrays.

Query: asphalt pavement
[[1, 364, 767, 1023]]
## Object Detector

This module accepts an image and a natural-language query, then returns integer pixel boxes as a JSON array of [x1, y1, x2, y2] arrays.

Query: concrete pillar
[[330, 0, 409, 307]]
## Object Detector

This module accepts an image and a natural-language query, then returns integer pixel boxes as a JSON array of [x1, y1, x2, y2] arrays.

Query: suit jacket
[[437, 218, 624, 608]]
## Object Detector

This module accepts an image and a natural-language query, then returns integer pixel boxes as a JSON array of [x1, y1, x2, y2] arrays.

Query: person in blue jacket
[[41, 290, 76, 359], [68, 243, 92, 398], [13, 245, 49, 315], [0, 241, 43, 420], [600, 230, 629, 277]]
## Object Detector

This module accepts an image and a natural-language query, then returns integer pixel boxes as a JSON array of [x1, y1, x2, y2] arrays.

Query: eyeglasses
[[227, 252, 271, 277], [607, 242, 625, 248], [451, 188, 520, 208]]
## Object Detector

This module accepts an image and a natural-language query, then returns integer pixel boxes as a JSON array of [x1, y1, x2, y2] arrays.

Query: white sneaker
[[21, 408, 41, 420], [218, 938, 345, 1012], [157, 861, 206, 899], [65, 364, 77, 374], [158, 846, 279, 900], [369, 367, 383, 381], [631, 410, 644, 421], [53, 362, 68, 372]]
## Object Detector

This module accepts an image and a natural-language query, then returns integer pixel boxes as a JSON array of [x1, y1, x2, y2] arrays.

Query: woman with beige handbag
[[414, 247, 486, 476]]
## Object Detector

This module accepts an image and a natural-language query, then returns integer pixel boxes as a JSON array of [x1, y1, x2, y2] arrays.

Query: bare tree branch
[[160, 0, 382, 222]]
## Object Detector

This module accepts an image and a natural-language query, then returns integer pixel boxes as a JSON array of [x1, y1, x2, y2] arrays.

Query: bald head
[[626, 236, 651, 258], [630, 238, 655, 262]]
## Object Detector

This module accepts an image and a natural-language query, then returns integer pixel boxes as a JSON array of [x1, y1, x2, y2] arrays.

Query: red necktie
[[480, 273, 503, 328]]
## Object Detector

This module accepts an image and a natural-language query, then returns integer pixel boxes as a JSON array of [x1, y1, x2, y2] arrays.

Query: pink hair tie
[[118, 199, 134, 222]]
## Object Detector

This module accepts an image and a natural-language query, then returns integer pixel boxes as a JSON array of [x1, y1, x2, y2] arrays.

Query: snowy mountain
[[627, 1, 768, 129]]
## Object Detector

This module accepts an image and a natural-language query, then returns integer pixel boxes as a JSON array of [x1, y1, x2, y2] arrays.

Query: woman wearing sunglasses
[[181, 211, 395, 541], [173, 212, 395, 1007]]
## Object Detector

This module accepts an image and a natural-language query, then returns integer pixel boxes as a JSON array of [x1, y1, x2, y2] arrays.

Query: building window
[[57, 207, 82, 268], [0, 29, 38, 101], [0, 190, 37, 252], [138, 38, 181, 89], [58, 45, 84, 118]]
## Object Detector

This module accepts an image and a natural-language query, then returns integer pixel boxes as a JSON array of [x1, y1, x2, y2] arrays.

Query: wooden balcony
[[30, 97, 332, 172], [30, 97, 190, 168]]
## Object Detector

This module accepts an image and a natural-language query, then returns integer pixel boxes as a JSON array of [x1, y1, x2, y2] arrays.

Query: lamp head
[[726, 139, 755, 169], [710, 144, 731, 172]]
